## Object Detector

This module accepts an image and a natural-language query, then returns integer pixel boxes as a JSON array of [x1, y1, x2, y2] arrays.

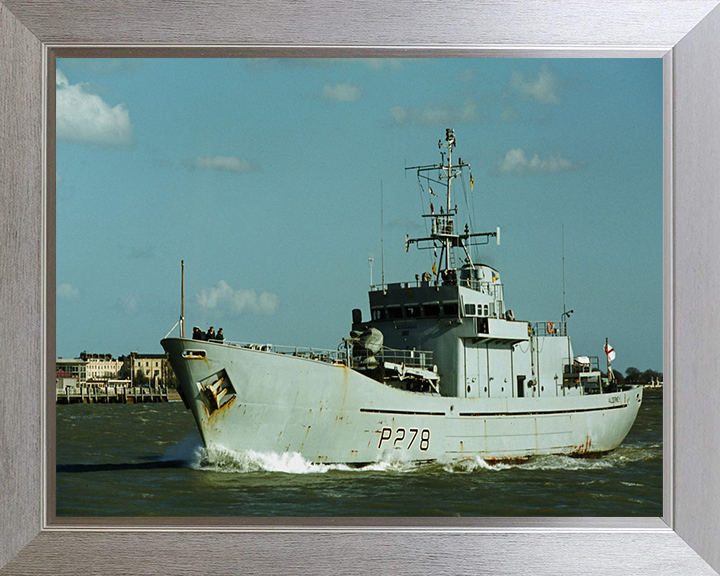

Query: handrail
[[377, 347, 434, 369], [219, 340, 347, 363], [531, 320, 567, 337], [206, 339, 435, 371]]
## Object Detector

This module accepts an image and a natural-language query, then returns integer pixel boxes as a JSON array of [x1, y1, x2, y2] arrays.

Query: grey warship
[[162, 129, 642, 465]]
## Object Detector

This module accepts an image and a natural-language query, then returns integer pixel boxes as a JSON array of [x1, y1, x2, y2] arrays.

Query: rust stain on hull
[[572, 435, 593, 455], [483, 456, 531, 466]]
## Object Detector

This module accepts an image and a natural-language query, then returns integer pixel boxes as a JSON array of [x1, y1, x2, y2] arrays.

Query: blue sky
[[56, 57, 663, 373]]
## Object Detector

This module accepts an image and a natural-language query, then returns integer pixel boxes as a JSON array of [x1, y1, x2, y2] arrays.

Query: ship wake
[[161, 437, 660, 475], [190, 444, 425, 474]]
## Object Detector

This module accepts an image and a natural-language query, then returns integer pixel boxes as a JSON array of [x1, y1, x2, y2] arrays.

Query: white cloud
[[185, 156, 258, 173], [56, 69, 133, 145], [197, 280, 279, 315], [321, 83, 362, 102], [510, 64, 560, 104], [57, 283, 79, 300], [497, 148, 581, 175], [389, 99, 480, 126], [118, 296, 138, 314]]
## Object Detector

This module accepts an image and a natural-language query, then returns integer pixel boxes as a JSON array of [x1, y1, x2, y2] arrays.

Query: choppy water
[[55, 392, 662, 517]]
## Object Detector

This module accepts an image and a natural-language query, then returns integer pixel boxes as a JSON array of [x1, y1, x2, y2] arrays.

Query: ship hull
[[162, 338, 642, 465]]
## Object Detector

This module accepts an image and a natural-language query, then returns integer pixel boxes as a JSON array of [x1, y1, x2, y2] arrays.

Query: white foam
[[440, 455, 506, 473], [194, 445, 351, 473], [168, 439, 660, 475], [515, 454, 614, 471], [190, 444, 430, 474]]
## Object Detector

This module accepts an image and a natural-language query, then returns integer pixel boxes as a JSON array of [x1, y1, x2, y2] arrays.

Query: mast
[[443, 129, 454, 271], [368, 254, 374, 289], [380, 181, 386, 292], [605, 338, 615, 384], [180, 260, 185, 338], [405, 128, 498, 282]]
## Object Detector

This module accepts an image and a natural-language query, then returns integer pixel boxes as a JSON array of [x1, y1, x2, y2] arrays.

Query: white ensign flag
[[604, 343, 616, 362]]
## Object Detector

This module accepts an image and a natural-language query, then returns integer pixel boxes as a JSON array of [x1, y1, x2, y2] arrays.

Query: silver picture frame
[[2, 1, 719, 574]]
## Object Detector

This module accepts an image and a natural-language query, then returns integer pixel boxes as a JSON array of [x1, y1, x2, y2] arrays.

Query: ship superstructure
[[162, 129, 642, 465]]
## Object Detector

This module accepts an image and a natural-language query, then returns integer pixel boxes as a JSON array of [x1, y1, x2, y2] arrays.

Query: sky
[[55, 57, 663, 373]]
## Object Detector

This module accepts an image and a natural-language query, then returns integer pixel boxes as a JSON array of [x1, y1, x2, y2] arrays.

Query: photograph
[[54, 57, 663, 517]]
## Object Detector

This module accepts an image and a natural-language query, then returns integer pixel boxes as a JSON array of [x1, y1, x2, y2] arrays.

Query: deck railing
[[216, 340, 434, 371], [220, 340, 347, 364], [531, 320, 568, 337], [377, 347, 434, 368]]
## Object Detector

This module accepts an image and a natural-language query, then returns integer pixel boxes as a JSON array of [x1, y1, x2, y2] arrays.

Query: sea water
[[55, 392, 662, 517]]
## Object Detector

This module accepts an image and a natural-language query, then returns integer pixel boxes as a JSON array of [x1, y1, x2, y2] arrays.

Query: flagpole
[[605, 337, 615, 387], [605, 338, 609, 386]]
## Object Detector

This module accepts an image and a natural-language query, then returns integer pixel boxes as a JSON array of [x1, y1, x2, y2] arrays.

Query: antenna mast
[[380, 181, 386, 292], [368, 254, 374, 289], [562, 224, 567, 320], [180, 260, 185, 338], [405, 129, 498, 281]]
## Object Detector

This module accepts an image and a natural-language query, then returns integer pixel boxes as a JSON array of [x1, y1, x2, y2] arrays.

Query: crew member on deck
[[192, 326, 203, 340], [206, 326, 216, 341], [216, 328, 224, 343]]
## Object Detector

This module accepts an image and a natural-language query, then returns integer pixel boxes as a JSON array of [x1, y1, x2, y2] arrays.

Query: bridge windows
[[370, 301, 461, 320], [405, 304, 421, 318], [422, 303, 440, 317], [387, 306, 403, 320], [371, 308, 387, 321], [463, 302, 491, 317], [442, 302, 459, 317]]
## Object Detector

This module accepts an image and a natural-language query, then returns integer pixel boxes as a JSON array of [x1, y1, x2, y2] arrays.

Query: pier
[[56, 384, 170, 404]]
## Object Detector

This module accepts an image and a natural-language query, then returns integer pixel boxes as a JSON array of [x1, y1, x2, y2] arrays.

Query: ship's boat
[[162, 129, 642, 465]]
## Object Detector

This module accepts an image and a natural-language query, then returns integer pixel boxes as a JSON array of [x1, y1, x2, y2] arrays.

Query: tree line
[[615, 366, 663, 384]]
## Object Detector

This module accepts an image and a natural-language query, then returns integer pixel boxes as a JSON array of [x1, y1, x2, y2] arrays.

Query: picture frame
[[2, 1, 719, 573]]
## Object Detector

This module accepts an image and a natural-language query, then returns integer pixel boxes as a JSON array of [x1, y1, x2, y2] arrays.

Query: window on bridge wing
[[464, 303, 476, 316], [422, 303, 440, 317], [405, 305, 420, 318], [371, 308, 387, 321], [442, 302, 459, 317], [387, 306, 403, 319]]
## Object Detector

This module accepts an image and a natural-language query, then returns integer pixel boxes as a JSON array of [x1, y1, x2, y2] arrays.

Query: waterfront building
[[56, 351, 176, 387], [55, 358, 87, 382], [118, 352, 174, 386], [79, 352, 124, 380]]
